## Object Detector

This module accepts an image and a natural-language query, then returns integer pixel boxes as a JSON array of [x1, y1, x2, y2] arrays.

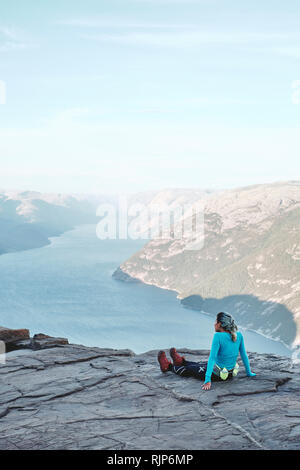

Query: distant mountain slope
[[0, 190, 106, 255], [113, 181, 300, 348], [0, 187, 215, 256]]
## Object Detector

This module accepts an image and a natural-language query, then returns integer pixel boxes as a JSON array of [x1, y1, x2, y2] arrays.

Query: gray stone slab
[[0, 344, 299, 450]]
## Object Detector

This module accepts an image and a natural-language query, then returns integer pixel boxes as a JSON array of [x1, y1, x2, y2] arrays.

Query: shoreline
[[0, 226, 75, 258], [113, 266, 295, 355], [0, 223, 93, 259]]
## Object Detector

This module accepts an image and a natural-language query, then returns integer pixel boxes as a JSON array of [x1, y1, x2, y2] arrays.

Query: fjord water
[[0, 224, 291, 356]]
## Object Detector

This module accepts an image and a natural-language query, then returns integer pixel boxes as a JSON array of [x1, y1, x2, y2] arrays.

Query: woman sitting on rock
[[157, 311, 256, 390]]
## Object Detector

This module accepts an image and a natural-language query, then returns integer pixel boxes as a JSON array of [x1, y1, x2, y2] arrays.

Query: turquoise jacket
[[204, 331, 253, 383]]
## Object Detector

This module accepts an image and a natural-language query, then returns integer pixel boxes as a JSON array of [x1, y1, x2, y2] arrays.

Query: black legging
[[170, 359, 233, 382]]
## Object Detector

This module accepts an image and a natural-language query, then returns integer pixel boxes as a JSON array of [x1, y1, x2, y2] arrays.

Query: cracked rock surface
[[0, 345, 299, 450]]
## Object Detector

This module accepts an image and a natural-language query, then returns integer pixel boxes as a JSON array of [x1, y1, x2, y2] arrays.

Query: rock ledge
[[0, 339, 299, 450]]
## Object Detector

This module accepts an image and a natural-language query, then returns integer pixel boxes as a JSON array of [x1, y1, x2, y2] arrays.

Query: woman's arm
[[239, 334, 256, 376], [204, 333, 221, 384]]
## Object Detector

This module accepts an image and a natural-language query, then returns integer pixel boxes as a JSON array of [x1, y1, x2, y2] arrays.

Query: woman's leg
[[171, 359, 207, 381], [158, 350, 231, 382]]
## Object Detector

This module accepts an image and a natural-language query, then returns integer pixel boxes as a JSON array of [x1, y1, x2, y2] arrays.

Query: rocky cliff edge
[[0, 328, 299, 450]]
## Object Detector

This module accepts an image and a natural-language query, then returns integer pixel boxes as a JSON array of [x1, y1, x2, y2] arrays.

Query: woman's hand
[[202, 381, 211, 390]]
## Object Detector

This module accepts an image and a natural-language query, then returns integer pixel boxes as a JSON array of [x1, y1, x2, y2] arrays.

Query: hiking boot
[[170, 347, 185, 366], [158, 350, 171, 372]]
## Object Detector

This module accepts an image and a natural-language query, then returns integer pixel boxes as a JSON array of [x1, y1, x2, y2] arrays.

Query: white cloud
[[58, 15, 300, 52], [80, 31, 296, 48], [57, 17, 190, 29], [0, 27, 19, 41], [0, 26, 36, 52]]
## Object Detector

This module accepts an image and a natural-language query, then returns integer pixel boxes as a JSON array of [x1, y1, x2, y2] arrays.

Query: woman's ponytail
[[217, 312, 238, 342], [230, 329, 237, 343]]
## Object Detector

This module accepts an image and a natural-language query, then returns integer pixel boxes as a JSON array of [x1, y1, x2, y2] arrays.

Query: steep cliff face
[[0, 341, 299, 450], [113, 181, 300, 348]]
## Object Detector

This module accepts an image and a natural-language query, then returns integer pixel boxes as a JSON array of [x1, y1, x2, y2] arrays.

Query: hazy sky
[[0, 0, 300, 194]]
